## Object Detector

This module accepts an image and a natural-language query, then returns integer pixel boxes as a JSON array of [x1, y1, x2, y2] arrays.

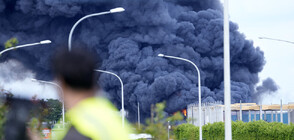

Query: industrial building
[[187, 101, 294, 126]]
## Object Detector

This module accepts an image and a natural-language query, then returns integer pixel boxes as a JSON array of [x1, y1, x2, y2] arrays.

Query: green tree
[[43, 99, 62, 123], [28, 97, 62, 130], [0, 103, 7, 139], [135, 102, 184, 140], [0, 90, 13, 139], [4, 37, 18, 49]]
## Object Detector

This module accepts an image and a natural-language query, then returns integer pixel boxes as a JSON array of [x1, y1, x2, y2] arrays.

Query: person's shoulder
[[63, 126, 91, 140], [84, 97, 118, 111], [67, 97, 132, 140], [68, 97, 119, 120]]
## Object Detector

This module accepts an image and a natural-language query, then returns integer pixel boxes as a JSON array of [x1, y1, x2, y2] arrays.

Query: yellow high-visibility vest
[[53, 97, 131, 140]]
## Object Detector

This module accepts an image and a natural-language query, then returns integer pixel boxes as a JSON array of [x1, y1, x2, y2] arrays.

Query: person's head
[[52, 48, 98, 96]]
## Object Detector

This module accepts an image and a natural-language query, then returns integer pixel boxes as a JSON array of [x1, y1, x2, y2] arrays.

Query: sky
[[228, 0, 294, 104], [1, 0, 294, 104]]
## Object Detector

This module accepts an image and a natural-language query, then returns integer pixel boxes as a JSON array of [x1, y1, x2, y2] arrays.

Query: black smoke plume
[[253, 78, 279, 102], [0, 0, 267, 121]]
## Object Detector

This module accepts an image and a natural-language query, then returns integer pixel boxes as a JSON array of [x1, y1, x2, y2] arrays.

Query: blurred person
[[31, 48, 131, 140]]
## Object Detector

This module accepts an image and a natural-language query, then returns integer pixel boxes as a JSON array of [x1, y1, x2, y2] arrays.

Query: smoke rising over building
[[0, 0, 276, 120]]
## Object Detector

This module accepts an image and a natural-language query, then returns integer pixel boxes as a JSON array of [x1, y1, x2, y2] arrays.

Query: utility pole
[[151, 104, 154, 124], [240, 100, 242, 121], [168, 121, 170, 140], [138, 102, 140, 129], [224, 0, 232, 139], [260, 105, 263, 120], [280, 99, 283, 123]]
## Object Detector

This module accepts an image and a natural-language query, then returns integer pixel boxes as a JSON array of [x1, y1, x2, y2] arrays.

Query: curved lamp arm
[[0, 40, 51, 56], [68, 7, 125, 51]]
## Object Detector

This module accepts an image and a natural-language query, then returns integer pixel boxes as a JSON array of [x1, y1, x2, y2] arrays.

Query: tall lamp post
[[31, 79, 65, 128], [0, 40, 51, 56], [259, 37, 294, 44], [68, 7, 125, 51], [224, 0, 232, 139], [157, 53, 202, 140], [138, 102, 140, 129], [94, 69, 125, 128]]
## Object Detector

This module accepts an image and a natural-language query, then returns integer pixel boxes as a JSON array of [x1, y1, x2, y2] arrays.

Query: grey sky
[[228, 0, 294, 104]]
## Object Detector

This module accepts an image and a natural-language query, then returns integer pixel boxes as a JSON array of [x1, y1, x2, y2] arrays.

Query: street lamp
[[94, 69, 125, 128], [31, 79, 65, 128], [259, 37, 294, 44], [68, 7, 125, 51], [168, 121, 170, 140], [137, 102, 140, 129], [223, 0, 232, 139], [0, 40, 51, 56], [157, 53, 202, 140]]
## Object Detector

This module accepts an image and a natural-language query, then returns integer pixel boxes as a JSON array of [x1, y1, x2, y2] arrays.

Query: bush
[[175, 121, 294, 140], [175, 123, 199, 140], [203, 122, 224, 139], [0, 104, 7, 139]]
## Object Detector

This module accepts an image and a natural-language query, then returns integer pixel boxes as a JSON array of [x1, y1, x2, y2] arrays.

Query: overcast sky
[[1, 0, 294, 104], [228, 0, 294, 104]]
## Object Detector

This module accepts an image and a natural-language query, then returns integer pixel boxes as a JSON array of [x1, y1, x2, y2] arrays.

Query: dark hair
[[52, 48, 97, 90]]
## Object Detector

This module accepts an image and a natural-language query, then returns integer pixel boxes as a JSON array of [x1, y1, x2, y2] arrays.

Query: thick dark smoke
[[257, 78, 279, 93], [0, 0, 267, 120], [253, 78, 279, 102]]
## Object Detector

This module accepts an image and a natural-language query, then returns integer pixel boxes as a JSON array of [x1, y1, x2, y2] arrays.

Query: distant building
[[187, 101, 223, 126], [187, 101, 294, 126]]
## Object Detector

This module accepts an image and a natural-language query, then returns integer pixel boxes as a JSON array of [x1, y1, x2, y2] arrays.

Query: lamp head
[[110, 7, 125, 13], [158, 54, 165, 57], [40, 40, 51, 44]]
